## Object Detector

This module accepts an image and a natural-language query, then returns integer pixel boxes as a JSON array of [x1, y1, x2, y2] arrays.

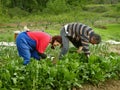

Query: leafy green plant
[[0, 42, 120, 89]]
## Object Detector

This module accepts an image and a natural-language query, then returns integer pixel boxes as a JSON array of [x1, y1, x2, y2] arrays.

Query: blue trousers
[[16, 32, 40, 65]]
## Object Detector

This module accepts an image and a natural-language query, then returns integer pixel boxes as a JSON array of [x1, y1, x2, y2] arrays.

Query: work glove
[[39, 53, 47, 59]]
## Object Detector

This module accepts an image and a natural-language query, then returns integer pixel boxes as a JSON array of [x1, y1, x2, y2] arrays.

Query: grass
[[0, 3, 120, 42], [94, 24, 120, 41], [0, 29, 15, 42], [0, 23, 120, 42]]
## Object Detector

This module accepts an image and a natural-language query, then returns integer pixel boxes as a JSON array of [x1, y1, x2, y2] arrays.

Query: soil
[[72, 80, 120, 90]]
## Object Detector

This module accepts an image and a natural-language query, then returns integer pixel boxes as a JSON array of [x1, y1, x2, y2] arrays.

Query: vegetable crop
[[0, 44, 120, 90]]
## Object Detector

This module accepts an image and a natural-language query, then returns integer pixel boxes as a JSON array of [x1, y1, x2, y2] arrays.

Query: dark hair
[[51, 35, 62, 49], [92, 33, 101, 44]]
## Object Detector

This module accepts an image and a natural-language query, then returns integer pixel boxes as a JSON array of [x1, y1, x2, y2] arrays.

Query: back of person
[[64, 23, 94, 42], [59, 22, 101, 59]]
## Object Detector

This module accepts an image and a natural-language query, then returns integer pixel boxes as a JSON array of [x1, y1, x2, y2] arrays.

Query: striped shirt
[[64, 23, 94, 55]]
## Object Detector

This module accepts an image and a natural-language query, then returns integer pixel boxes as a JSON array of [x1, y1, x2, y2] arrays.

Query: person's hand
[[39, 53, 47, 59], [77, 49, 81, 53], [77, 46, 83, 53]]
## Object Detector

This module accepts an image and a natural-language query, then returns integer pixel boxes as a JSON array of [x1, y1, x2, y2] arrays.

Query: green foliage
[[0, 45, 120, 89], [0, 1, 120, 89], [84, 5, 108, 13], [45, 0, 69, 14], [94, 24, 120, 41], [0, 23, 120, 42], [102, 10, 120, 19], [7, 7, 29, 18], [66, 0, 88, 9], [115, 4, 120, 11], [0, 0, 120, 17], [0, 2, 120, 29], [91, 0, 119, 4], [0, 1, 3, 15]]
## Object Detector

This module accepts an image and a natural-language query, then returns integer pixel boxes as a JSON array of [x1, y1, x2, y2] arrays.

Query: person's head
[[90, 33, 101, 45], [51, 35, 62, 49]]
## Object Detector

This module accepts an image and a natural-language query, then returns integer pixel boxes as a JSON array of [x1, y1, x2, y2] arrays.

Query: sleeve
[[81, 38, 90, 57], [59, 29, 69, 59]]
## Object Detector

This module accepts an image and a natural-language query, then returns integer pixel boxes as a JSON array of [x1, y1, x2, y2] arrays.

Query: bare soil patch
[[74, 80, 120, 90]]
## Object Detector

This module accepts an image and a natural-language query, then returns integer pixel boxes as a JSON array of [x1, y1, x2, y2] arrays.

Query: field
[[0, 3, 120, 90], [0, 43, 120, 90], [0, 23, 120, 89], [94, 24, 120, 41]]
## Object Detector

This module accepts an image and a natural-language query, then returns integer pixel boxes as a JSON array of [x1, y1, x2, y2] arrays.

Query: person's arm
[[81, 40, 90, 58], [59, 29, 69, 59], [77, 46, 83, 53], [59, 36, 69, 59]]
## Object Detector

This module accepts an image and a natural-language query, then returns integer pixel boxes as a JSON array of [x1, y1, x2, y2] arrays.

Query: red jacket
[[27, 31, 51, 53]]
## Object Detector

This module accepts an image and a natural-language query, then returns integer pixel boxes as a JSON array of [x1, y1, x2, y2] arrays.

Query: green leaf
[[0, 80, 2, 88]]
